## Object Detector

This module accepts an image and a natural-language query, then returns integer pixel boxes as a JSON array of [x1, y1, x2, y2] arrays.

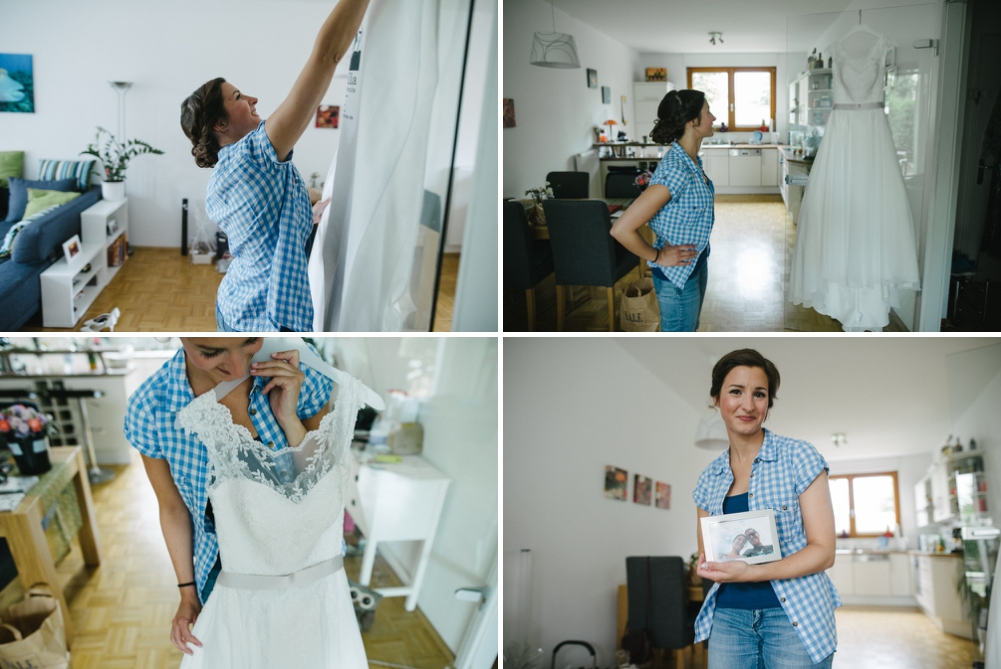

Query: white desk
[[347, 452, 451, 611]]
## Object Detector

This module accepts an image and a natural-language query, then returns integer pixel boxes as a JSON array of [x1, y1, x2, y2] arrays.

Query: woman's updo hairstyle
[[710, 348, 781, 409], [651, 89, 706, 145], [180, 77, 228, 168]]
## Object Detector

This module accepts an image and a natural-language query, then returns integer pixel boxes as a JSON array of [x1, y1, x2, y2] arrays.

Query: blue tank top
[[713, 492, 782, 609]]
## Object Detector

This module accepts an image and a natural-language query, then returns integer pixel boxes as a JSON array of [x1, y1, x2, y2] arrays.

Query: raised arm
[[265, 0, 372, 161], [609, 184, 698, 268]]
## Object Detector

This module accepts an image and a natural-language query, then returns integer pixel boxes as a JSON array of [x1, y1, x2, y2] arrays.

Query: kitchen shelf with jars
[[916, 437, 988, 529]]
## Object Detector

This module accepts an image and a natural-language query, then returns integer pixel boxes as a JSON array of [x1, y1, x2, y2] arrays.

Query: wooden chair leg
[[674, 648, 685, 669], [556, 285, 565, 331], [607, 286, 615, 332], [526, 288, 536, 331]]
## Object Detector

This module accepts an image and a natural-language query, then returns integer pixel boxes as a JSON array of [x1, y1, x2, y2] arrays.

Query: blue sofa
[[0, 186, 103, 331]]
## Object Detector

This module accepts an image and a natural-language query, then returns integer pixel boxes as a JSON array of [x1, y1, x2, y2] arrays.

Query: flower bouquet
[[0, 404, 53, 475], [634, 171, 654, 191]]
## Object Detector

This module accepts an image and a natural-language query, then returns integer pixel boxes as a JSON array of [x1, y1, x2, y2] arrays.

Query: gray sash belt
[[832, 102, 883, 110], [217, 555, 344, 591]]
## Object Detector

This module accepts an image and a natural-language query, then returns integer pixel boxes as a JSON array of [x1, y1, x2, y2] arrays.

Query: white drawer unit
[[913, 554, 970, 638], [852, 553, 891, 596], [346, 453, 451, 611], [761, 147, 779, 187], [828, 553, 854, 595], [702, 149, 730, 187], [827, 551, 916, 606], [728, 148, 762, 186]]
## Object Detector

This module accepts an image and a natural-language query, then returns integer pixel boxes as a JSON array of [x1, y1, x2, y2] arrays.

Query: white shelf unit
[[40, 198, 128, 327]]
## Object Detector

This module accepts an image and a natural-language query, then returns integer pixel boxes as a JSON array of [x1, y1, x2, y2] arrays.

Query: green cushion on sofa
[[23, 188, 80, 219], [0, 151, 23, 188]]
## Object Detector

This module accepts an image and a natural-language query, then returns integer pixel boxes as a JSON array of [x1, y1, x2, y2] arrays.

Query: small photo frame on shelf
[[106, 217, 118, 236], [587, 68, 598, 89], [645, 67, 667, 82], [701, 509, 782, 565], [602, 86, 611, 104], [62, 234, 81, 263]]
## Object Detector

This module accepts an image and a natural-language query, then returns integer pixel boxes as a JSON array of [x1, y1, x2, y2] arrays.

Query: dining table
[[520, 197, 636, 240]]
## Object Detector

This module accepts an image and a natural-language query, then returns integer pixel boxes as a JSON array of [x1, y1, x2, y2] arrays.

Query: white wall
[[828, 452, 933, 549], [0, 0, 351, 247], [503, 0, 640, 199], [504, 338, 712, 664], [636, 53, 789, 140]]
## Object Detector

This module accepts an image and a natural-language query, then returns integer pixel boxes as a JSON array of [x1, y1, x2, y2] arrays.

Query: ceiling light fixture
[[709, 32, 723, 46], [530, 0, 581, 68]]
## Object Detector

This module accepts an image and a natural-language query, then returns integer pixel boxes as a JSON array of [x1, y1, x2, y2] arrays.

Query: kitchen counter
[[778, 146, 814, 165], [701, 144, 789, 149], [907, 550, 963, 559], [835, 549, 909, 555]]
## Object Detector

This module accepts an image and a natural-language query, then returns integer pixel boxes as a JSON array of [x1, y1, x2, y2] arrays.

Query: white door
[[453, 555, 498, 669]]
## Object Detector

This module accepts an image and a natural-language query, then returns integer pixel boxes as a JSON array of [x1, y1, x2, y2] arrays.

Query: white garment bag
[[309, 0, 440, 331]]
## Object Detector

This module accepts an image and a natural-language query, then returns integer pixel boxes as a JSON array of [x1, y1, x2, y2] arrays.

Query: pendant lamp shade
[[695, 414, 729, 450], [530, 31, 581, 68]]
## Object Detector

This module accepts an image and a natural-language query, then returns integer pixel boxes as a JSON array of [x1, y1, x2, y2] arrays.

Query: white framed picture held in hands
[[701, 509, 783, 565]]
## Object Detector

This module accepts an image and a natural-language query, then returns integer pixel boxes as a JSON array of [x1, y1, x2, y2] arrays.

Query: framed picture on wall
[[645, 67, 667, 82], [604, 465, 627, 501], [601, 86, 611, 104], [633, 474, 652, 506], [655, 482, 671, 509], [503, 98, 516, 128], [0, 53, 34, 113], [587, 68, 597, 88], [701, 509, 782, 565]]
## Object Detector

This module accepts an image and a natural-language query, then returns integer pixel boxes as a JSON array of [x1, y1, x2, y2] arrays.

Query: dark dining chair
[[504, 201, 553, 331], [605, 171, 643, 199], [625, 556, 700, 669], [542, 199, 639, 331], [546, 171, 589, 199]]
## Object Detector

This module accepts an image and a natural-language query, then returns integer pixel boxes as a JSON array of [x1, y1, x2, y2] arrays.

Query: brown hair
[[180, 77, 227, 168], [651, 89, 706, 145], [710, 349, 780, 409]]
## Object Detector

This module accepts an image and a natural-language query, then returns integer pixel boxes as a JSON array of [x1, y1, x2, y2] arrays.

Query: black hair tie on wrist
[[178, 581, 196, 589]]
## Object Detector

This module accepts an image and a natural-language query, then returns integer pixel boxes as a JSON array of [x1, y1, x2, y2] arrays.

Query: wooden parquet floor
[[23, 450, 454, 669], [834, 606, 978, 668], [24, 248, 459, 333], [503, 195, 906, 332]]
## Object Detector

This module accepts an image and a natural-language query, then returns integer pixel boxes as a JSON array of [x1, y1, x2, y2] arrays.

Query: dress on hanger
[[175, 373, 368, 669], [789, 25, 920, 331]]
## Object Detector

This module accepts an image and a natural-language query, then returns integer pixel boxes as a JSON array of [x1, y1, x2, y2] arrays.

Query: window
[[687, 67, 777, 132], [829, 472, 901, 537]]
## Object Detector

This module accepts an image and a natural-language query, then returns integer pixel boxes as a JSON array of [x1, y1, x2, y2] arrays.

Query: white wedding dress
[[175, 375, 368, 669], [789, 25, 920, 331]]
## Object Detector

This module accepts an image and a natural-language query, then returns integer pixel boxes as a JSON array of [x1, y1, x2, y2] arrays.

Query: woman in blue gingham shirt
[[124, 337, 333, 656], [180, 0, 371, 331], [611, 89, 717, 332], [692, 349, 840, 668]]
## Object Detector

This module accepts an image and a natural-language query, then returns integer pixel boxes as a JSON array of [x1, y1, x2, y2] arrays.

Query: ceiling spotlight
[[709, 32, 723, 45], [831, 433, 847, 447]]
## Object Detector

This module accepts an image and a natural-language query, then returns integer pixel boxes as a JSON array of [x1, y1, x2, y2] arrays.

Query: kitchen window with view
[[687, 67, 776, 132], [829, 472, 901, 538]]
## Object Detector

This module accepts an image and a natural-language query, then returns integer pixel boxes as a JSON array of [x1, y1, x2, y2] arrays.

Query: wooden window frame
[[829, 471, 901, 538], [686, 67, 777, 132]]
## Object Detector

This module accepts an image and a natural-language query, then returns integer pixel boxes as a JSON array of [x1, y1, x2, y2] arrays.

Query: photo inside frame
[[702, 510, 782, 565]]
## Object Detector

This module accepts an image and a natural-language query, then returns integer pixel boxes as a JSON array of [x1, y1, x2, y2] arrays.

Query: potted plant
[[80, 127, 164, 201], [0, 404, 55, 475]]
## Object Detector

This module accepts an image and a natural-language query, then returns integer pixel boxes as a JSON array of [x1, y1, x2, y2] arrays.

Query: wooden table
[[524, 198, 636, 240], [0, 446, 103, 644], [617, 582, 707, 669]]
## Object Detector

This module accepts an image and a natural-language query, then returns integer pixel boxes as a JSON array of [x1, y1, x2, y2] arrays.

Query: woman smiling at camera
[[693, 349, 840, 669]]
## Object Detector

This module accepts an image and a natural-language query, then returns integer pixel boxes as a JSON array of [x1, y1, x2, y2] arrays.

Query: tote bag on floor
[[0, 585, 70, 669]]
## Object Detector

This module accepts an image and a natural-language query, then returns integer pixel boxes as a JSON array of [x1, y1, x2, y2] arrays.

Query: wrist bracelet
[[178, 582, 196, 589]]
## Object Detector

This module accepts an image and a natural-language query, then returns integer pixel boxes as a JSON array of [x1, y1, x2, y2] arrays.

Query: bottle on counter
[[808, 48, 817, 70], [827, 56, 833, 69], [815, 52, 824, 69]]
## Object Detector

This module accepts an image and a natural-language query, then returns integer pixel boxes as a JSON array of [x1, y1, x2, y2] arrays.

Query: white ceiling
[[614, 337, 1001, 463], [543, 0, 937, 54]]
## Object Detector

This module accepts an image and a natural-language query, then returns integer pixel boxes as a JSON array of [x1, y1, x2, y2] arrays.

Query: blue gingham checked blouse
[[123, 346, 333, 603], [207, 120, 314, 332], [692, 429, 842, 664], [647, 141, 716, 290]]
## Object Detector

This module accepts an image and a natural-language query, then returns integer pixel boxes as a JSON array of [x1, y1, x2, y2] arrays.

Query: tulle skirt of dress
[[789, 107, 920, 331], [179, 569, 366, 669]]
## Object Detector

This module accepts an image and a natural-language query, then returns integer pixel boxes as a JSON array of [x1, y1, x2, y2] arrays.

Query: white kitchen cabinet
[[890, 553, 913, 596], [930, 461, 952, 523], [828, 553, 854, 595], [728, 149, 762, 186], [853, 554, 892, 596], [702, 150, 729, 187], [913, 554, 970, 638], [761, 148, 779, 186]]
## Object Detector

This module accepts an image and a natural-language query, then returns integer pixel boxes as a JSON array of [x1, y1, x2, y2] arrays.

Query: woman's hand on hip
[[251, 349, 306, 440], [696, 552, 752, 583], [171, 593, 203, 655], [655, 243, 699, 267], [312, 197, 331, 224]]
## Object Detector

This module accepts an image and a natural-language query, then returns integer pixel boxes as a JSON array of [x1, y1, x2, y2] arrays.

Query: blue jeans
[[652, 253, 708, 332], [708, 607, 834, 669]]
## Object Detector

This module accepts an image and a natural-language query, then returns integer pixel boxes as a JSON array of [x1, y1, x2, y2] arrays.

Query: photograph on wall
[[503, 98, 516, 128], [645, 67, 667, 82], [701, 509, 782, 565], [604, 465, 627, 501], [655, 482, 671, 510], [315, 105, 340, 128], [633, 474, 652, 506], [587, 68, 597, 88], [601, 86, 611, 104], [0, 53, 34, 113]]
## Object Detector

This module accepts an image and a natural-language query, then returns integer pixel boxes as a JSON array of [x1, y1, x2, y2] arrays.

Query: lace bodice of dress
[[832, 30, 886, 104], [176, 375, 362, 576]]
